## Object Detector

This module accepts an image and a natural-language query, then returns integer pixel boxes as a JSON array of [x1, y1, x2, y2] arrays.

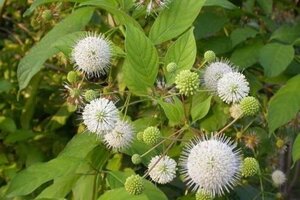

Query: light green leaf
[[270, 24, 300, 44], [204, 0, 237, 9], [123, 25, 159, 94], [267, 75, 300, 133], [230, 27, 258, 47], [191, 95, 212, 122], [17, 7, 94, 91], [258, 43, 294, 77], [194, 12, 228, 40], [292, 134, 300, 164], [158, 97, 185, 126], [230, 43, 263, 69], [164, 28, 196, 84], [52, 31, 84, 56], [149, 0, 206, 44], [6, 134, 99, 197]]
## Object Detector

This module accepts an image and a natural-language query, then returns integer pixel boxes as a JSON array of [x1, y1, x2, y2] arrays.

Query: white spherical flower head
[[136, 0, 171, 14], [271, 170, 286, 186], [72, 33, 111, 77], [82, 98, 118, 135], [104, 120, 134, 150], [217, 72, 250, 104], [148, 155, 177, 184], [180, 135, 242, 197], [203, 61, 234, 92]]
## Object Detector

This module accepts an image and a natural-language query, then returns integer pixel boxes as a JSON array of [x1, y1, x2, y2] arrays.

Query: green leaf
[[149, 0, 206, 44], [123, 25, 159, 94], [258, 43, 294, 77], [4, 129, 35, 143], [191, 95, 212, 122], [257, 0, 273, 15], [194, 12, 228, 40], [201, 36, 232, 54], [0, 79, 13, 93], [292, 134, 300, 164], [6, 134, 99, 197], [204, 0, 237, 9], [158, 97, 185, 126], [230, 27, 258, 47], [270, 24, 300, 44], [100, 171, 168, 200], [17, 7, 94, 91], [81, 0, 142, 30], [0, 116, 17, 133], [52, 31, 84, 56], [267, 75, 300, 133], [164, 28, 196, 84], [230, 43, 263, 69]]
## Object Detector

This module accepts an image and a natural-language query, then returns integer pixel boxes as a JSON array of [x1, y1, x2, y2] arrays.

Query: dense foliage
[[0, 0, 300, 199]]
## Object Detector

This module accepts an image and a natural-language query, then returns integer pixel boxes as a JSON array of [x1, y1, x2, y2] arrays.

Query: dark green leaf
[[149, 0, 206, 44], [18, 7, 94, 91], [257, 0, 273, 15], [270, 24, 300, 44], [292, 134, 300, 164], [158, 97, 185, 126], [267, 75, 300, 133], [0, 116, 17, 133], [258, 43, 294, 77], [0, 79, 13, 93], [164, 28, 196, 84], [123, 25, 159, 94], [230, 27, 258, 47]]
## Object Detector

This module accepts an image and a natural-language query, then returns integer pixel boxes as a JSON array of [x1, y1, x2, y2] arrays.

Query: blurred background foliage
[[0, 0, 300, 199]]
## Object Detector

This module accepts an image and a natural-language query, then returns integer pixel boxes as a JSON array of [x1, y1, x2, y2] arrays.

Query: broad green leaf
[[270, 24, 300, 44], [52, 31, 84, 56], [4, 129, 35, 143], [230, 27, 258, 47], [267, 75, 300, 133], [258, 43, 294, 77], [204, 0, 237, 9], [164, 28, 196, 84], [6, 134, 99, 197], [17, 7, 94, 91], [292, 134, 300, 164], [149, 0, 206, 44], [99, 188, 148, 200], [123, 25, 159, 94], [81, 0, 142, 30], [194, 12, 228, 40], [257, 0, 273, 15], [158, 97, 185, 126], [191, 95, 212, 122], [200, 36, 232, 54], [0, 116, 17, 133], [230, 43, 263, 69]]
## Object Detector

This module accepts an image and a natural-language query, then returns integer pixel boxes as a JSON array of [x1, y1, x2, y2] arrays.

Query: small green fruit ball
[[175, 70, 199, 96], [143, 126, 161, 146], [276, 138, 285, 149], [124, 175, 144, 195], [166, 62, 177, 73], [239, 96, 260, 116], [131, 154, 142, 165], [41, 10, 53, 21], [203, 50, 216, 63], [195, 190, 213, 200], [84, 90, 98, 102], [136, 132, 144, 141], [242, 157, 259, 177], [67, 71, 78, 83]]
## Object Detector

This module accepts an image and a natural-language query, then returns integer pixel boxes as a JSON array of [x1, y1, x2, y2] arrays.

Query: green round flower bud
[[166, 62, 177, 73], [67, 71, 78, 83], [239, 96, 260, 116], [41, 10, 53, 21], [84, 90, 98, 102], [175, 70, 199, 96], [242, 157, 259, 177], [136, 132, 144, 141], [204, 50, 216, 63], [276, 139, 285, 149], [196, 190, 213, 200], [143, 126, 161, 146], [124, 175, 144, 195], [131, 154, 142, 165]]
